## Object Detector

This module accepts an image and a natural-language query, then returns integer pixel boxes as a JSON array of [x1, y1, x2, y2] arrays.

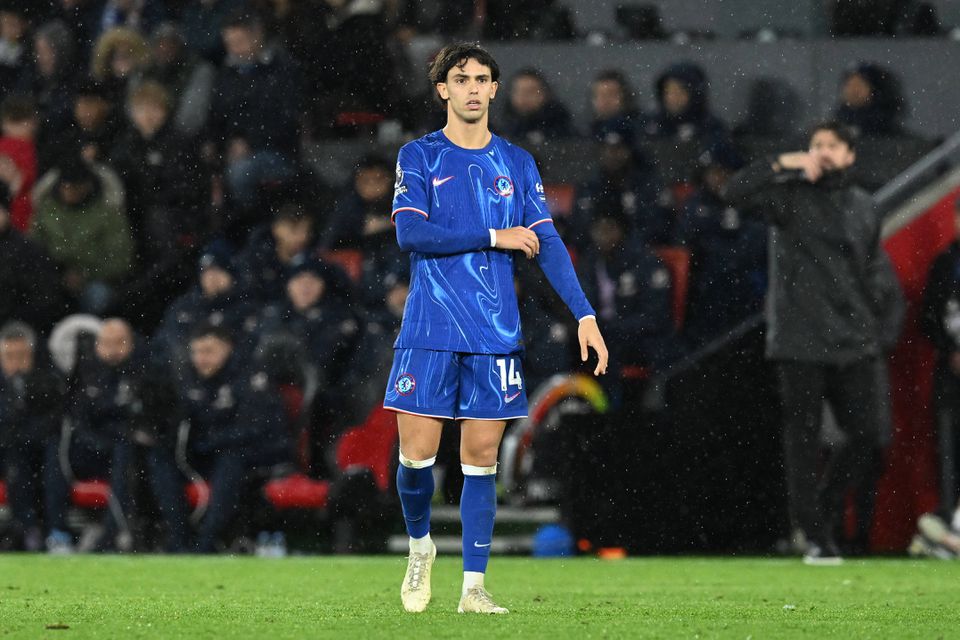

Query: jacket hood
[[836, 62, 905, 135], [655, 62, 709, 123]]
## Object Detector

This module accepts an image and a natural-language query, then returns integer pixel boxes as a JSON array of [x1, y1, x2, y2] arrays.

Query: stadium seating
[[0, 480, 111, 510]]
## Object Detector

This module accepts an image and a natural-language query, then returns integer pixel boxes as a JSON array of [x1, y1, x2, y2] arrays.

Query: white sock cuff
[[399, 452, 436, 469], [461, 463, 497, 476]]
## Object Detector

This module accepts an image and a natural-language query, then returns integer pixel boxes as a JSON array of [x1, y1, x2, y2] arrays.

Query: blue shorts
[[383, 348, 528, 421]]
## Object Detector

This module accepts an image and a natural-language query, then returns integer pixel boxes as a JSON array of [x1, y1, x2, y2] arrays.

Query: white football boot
[[401, 542, 436, 612], [457, 586, 509, 614]]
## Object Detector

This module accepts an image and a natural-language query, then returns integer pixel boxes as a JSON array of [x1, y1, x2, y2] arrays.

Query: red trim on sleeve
[[391, 207, 429, 224], [527, 218, 553, 230]]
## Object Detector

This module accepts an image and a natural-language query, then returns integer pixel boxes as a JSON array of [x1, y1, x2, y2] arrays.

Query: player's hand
[[776, 152, 822, 183], [578, 316, 608, 376], [494, 227, 540, 259]]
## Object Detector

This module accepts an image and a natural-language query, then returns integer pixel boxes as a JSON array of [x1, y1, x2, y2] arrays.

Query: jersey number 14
[[496, 358, 522, 391]]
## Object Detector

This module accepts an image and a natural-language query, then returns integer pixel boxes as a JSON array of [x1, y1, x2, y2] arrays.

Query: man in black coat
[[147, 323, 291, 552], [153, 243, 258, 377], [209, 10, 300, 218], [0, 321, 65, 551], [922, 199, 960, 527], [45, 318, 150, 552], [0, 182, 66, 333], [724, 121, 888, 563]]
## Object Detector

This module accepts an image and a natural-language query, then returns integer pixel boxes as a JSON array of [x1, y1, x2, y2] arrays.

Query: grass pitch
[[0, 555, 958, 639]]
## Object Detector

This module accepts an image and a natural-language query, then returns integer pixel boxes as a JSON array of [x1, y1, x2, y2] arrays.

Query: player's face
[[190, 336, 232, 379], [437, 58, 498, 125], [0, 338, 33, 378], [809, 129, 855, 171]]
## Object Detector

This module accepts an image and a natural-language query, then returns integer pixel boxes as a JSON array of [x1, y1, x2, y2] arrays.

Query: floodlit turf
[[0, 555, 958, 639]]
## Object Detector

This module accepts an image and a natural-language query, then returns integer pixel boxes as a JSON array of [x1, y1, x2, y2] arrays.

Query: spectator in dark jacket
[[921, 199, 960, 524], [135, 21, 215, 137], [153, 243, 259, 378], [54, 78, 121, 166], [834, 61, 907, 138], [93, 0, 167, 39], [589, 69, 645, 141], [90, 26, 150, 106], [677, 141, 767, 348], [47, 0, 104, 57], [724, 121, 888, 563], [180, 0, 246, 63], [0, 3, 34, 102], [209, 10, 299, 213], [0, 322, 65, 551], [45, 319, 146, 552], [235, 202, 316, 304], [577, 201, 680, 374], [254, 255, 359, 389], [320, 154, 395, 252], [500, 68, 575, 145], [573, 123, 669, 248], [0, 182, 65, 333], [110, 80, 204, 266], [146, 322, 291, 552], [645, 61, 728, 144], [339, 268, 407, 425], [17, 21, 77, 173]]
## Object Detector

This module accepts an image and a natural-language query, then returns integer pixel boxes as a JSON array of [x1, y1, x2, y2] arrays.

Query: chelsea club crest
[[395, 373, 416, 396], [494, 175, 514, 197]]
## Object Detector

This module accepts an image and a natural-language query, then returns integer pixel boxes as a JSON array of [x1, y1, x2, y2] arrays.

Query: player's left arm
[[521, 155, 608, 376]]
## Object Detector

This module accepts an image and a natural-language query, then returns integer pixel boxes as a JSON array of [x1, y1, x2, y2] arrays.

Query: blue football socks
[[460, 464, 498, 574], [396, 453, 435, 541]]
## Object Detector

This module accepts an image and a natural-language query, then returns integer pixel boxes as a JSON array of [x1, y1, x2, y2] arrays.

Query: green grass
[[0, 555, 958, 639]]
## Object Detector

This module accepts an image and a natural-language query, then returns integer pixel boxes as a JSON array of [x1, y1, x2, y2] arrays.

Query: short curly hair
[[427, 42, 500, 106]]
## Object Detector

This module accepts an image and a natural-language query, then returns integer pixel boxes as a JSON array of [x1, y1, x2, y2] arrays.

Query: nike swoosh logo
[[504, 392, 521, 403], [432, 176, 454, 187], [474, 541, 491, 548]]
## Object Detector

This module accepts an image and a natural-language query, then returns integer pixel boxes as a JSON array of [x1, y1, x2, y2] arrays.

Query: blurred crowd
[[0, 0, 933, 554]]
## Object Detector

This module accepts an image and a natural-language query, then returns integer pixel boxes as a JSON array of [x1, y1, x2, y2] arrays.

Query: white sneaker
[[401, 543, 436, 613], [457, 586, 509, 614], [918, 513, 960, 554]]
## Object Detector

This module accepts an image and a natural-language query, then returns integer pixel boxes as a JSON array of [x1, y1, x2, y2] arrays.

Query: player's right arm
[[392, 144, 498, 256]]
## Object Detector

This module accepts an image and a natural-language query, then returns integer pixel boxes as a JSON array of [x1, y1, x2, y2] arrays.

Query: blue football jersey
[[391, 130, 557, 354]]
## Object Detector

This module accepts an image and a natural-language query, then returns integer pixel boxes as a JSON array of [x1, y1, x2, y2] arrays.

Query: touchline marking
[[432, 176, 455, 187]]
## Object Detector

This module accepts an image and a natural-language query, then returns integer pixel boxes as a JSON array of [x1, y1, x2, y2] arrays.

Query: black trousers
[[932, 363, 960, 515], [777, 358, 881, 543]]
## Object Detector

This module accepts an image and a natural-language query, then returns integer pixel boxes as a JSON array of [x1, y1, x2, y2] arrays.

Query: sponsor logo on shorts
[[395, 373, 416, 396], [504, 391, 522, 403]]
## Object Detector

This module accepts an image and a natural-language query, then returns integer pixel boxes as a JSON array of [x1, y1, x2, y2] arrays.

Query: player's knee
[[460, 445, 499, 468], [399, 445, 439, 464]]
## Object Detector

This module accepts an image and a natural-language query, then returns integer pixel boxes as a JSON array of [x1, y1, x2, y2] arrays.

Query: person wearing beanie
[[152, 241, 258, 378], [677, 140, 767, 348], [572, 121, 669, 250]]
